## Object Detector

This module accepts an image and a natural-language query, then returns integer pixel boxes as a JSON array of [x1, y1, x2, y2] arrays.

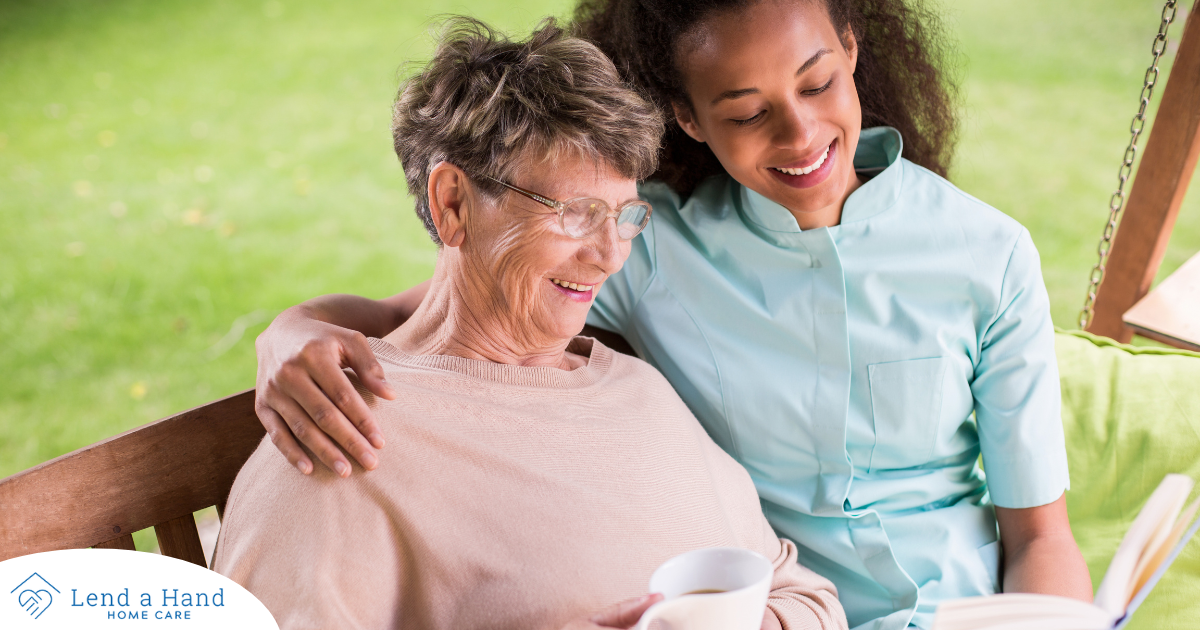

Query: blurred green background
[[1, 0, 1197, 550]]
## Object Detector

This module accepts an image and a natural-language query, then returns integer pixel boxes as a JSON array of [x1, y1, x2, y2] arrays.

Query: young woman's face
[[674, 0, 861, 226]]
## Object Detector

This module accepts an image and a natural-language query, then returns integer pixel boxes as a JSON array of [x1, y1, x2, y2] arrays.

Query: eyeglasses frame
[[474, 172, 652, 241]]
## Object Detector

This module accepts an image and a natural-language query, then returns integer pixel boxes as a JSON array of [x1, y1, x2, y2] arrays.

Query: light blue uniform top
[[587, 127, 1070, 630]]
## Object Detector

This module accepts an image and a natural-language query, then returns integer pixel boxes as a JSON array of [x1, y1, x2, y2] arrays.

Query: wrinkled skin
[[387, 153, 635, 370]]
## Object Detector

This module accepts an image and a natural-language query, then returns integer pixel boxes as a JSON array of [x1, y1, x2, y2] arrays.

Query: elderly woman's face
[[463, 153, 637, 345]]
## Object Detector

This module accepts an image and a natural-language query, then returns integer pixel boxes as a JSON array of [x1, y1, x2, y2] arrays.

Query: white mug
[[633, 547, 772, 630]]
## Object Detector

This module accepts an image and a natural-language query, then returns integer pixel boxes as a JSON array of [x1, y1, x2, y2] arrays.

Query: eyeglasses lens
[[616, 204, 650, 240], [561, 201, 602, 238], [562, 200, 650, 240]]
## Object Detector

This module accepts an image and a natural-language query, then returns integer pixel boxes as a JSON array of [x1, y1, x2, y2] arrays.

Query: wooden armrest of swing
[[1123, 251, 1200, 352]]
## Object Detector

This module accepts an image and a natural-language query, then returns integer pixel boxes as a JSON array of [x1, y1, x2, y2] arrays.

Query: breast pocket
[[867, 357, 948, 472]]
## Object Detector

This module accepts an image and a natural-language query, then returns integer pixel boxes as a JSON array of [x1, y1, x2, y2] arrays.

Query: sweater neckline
[[367, 336, 613, 390]]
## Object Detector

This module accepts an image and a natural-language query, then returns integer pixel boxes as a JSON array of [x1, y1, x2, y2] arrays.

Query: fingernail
[[298, 460, 312, 475], [334, 461, 349, 477], [361, 451, 378, 469], [369, 432, 386, 448]]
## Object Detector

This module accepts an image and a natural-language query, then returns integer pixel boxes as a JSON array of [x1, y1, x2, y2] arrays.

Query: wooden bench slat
[[93, 533, 137, 551], [155, 515, 208, 567], [0, 389, 264, 561]]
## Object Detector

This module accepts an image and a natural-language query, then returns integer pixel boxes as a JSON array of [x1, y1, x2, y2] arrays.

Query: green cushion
[[1056, 329, 1200, 629]]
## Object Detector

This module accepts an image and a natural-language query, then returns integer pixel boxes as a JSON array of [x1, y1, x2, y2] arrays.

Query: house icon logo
[[11, 572, 60, 620]]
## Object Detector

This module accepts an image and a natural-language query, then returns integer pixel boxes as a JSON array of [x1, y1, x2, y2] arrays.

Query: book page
[[932, 593, 1111, 630], [1117, 496, 1200, 629], [1131, 494, 1200, 596], [1093, 474, 1193, 618]]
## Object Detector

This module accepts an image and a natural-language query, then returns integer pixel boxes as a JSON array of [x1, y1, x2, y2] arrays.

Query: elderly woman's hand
[[559, 594, 663, 630], [255, 302, 398, 477]]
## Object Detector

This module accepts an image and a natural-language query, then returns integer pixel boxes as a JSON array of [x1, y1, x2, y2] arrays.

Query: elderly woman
[[212, 18, 846, 630]]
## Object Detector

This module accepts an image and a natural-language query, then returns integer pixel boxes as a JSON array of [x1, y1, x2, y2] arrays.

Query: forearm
[[1002, 532, 1093, 601], [295, 280, 431, 338], [289, 294, 398, 339]]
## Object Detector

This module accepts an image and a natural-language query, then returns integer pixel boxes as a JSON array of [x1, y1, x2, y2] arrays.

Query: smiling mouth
[[770, 143, 831, 176], [550, 278, 595, 292]]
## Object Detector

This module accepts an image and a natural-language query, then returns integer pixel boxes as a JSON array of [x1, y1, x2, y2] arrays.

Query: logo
[[11, 573, 60, 620], [1, 550, 277, 628]]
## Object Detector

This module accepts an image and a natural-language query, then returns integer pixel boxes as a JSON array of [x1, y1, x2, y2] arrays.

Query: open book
[[932, 474, 1200, 630]]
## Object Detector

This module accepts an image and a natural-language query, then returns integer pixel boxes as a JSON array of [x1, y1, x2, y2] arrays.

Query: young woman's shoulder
[[898, 158, 1030, 252]]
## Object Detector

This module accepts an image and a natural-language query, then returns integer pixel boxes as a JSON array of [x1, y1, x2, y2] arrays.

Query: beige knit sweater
[[213, 337, 846, 630]]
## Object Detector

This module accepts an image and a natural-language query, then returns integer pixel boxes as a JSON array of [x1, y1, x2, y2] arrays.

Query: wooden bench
[[0, 390, 264, 568]]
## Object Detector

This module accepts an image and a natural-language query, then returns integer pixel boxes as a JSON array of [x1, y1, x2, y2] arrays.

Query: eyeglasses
[[475, 173, 652, 241]]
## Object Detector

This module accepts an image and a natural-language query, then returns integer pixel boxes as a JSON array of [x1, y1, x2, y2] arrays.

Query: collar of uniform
[[738, 126, 904, 237]]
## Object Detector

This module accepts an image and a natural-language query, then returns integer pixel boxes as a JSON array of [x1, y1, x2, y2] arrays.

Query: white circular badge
[[0, 549, 278, 629]]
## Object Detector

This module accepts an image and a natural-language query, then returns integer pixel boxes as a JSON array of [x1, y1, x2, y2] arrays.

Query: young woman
[[251, 1, 1093, 628]]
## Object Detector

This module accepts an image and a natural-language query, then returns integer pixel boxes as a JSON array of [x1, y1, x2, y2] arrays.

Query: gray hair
[[392, 17, 665, 244]]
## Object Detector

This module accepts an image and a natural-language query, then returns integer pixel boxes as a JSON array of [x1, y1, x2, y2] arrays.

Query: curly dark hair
[[574, 0, 959, 195]]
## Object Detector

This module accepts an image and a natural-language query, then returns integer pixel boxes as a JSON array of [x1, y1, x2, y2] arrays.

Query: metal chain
[[1079, 0, 1179, 330]]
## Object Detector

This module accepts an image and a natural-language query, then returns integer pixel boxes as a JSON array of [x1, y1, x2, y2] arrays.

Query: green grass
[[1, 0, 1196, 480], [0, 0, 572, 482]]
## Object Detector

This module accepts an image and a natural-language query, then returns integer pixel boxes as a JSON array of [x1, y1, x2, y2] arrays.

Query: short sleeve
[[586, 182, 669, 335], [972, 229, 1070, 509]]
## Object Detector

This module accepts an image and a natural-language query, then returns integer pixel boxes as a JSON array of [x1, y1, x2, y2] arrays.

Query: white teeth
[[551, 278, 593, 291], [773, 145, 830, 176]]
